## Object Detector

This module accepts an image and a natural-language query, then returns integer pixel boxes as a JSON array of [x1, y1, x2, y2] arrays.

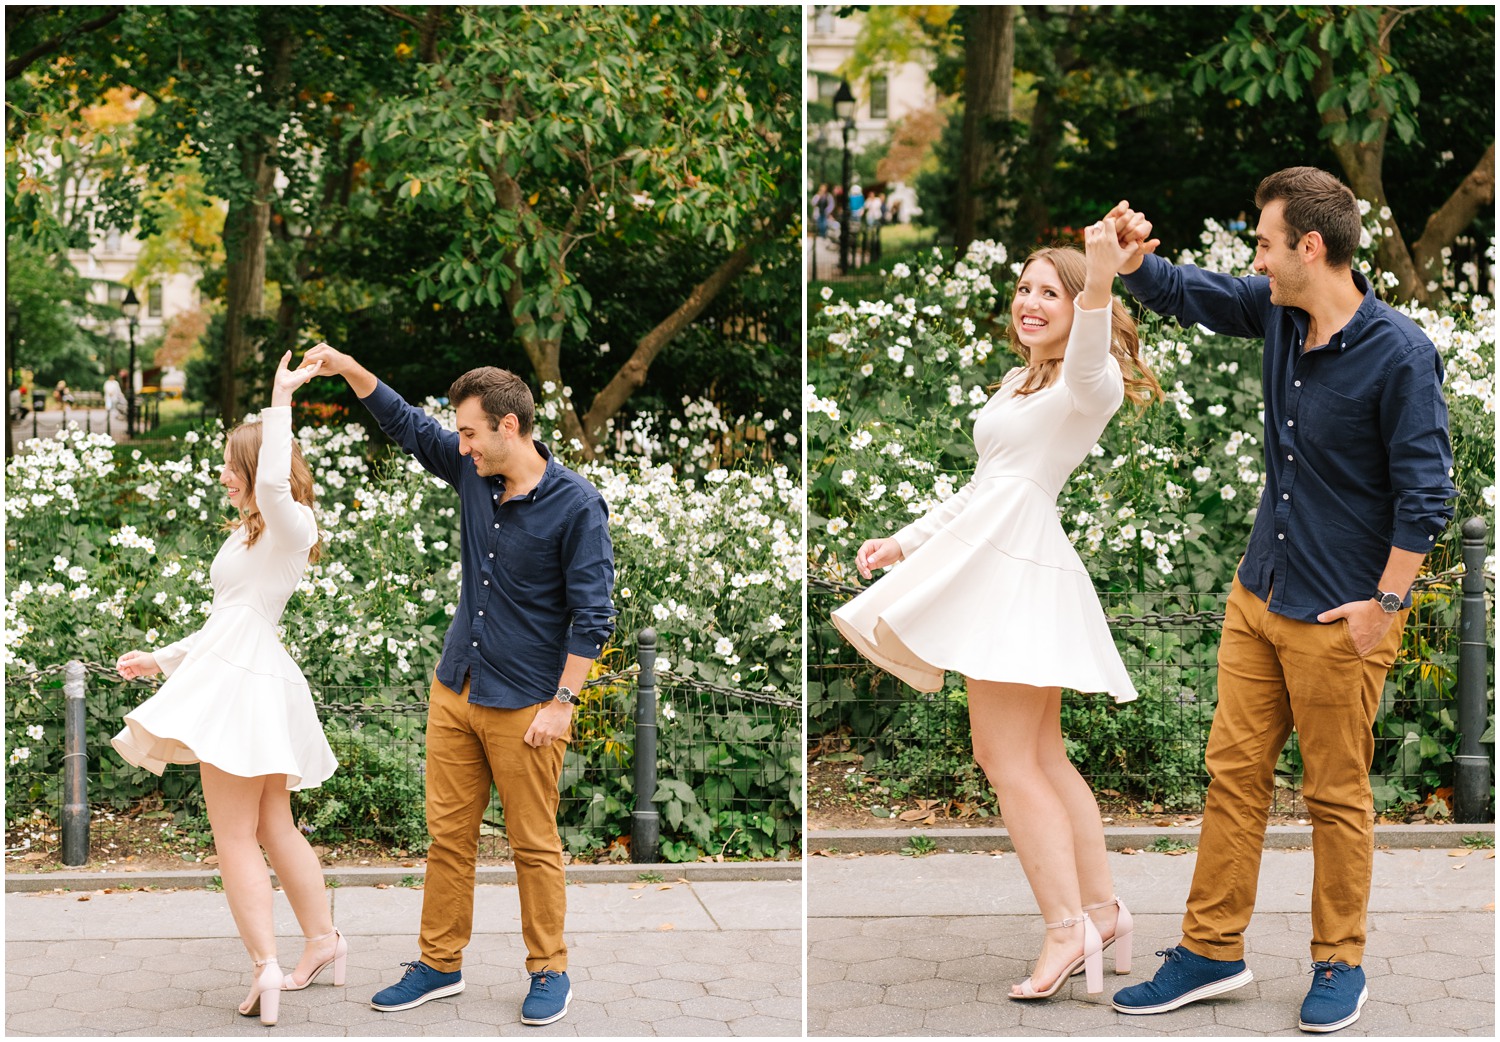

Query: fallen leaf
[[657, 923, 674, 931], [1452, 863, 1466, 871], [374, 883, 390, 889], [897, 809, 935, 824], [1448, 850, 1471, 857], [77, 896, 90, 902], [657, 884, 673, 890], [204, 856, 219, 866], [628, 883, 646, 890], [1119, 847, 1138, 855]]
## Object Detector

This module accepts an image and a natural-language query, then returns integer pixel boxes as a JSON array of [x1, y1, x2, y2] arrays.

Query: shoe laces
[[1308, 960, 1351, 990], [1154, 947, 1186, 964], [398, 959, 423, 979], [529, 969, 560, 990]]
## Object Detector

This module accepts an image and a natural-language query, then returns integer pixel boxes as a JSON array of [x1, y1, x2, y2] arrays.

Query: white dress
[[111, 406, 338, 789], [832, 300, 1139, 703]]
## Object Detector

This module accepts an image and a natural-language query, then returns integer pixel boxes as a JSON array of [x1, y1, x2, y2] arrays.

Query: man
[[1106, 168, 1455, 1033], [304, 344, 617, 1027]]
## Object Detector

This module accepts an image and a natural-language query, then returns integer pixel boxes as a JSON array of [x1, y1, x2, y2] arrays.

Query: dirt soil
[[806, 756, 1424, 832]]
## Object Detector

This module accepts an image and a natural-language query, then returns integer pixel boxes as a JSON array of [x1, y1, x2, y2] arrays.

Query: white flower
[[25, 725, 44, 741], [714, 637, 735, 658], [661, 702, 677, 721], [826, 517, 849, 535], [820, 286, 833, 301], [1193, 467, 1212, 483], [766, 613, 785, 631], [1221, 484, 1238, 501], [9, 748, 30, 765]]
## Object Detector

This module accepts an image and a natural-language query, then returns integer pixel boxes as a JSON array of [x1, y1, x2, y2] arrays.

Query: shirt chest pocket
[[496, 524, 563, 597], [1298, 382, 1376, 446]]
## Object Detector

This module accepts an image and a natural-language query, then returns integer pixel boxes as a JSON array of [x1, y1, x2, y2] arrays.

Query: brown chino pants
[[419, 674, 569, 973], [1181, 576, 1407, 966]]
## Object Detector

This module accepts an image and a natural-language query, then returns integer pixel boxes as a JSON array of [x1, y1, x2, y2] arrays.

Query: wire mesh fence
[[809, 575, 1485, 819], [5, 656, 801, 865]]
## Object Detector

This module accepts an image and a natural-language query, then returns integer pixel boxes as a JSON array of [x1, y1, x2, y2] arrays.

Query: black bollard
[[62, 660, 91, 866], [631, 628, 661, 863], [1454, 517, 1493, 823]]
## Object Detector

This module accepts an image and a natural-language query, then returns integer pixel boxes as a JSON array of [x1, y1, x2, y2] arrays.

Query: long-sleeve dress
[[832, 300, 1139, 702], [111, 406, 338, 789]]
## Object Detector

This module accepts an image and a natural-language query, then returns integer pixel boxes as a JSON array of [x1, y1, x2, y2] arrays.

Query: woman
[[832, 218, 1162, 1001], [113, 352, 345, 1026]]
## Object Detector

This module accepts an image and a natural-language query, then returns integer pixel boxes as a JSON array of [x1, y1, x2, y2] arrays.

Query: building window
[[814, 6, 834, 35], [818, 76, 841, 106], [148, 283, 164, 318], [104, 228, 122, 253], [869, 76, 889, 120], [107, 283, 125, 307]]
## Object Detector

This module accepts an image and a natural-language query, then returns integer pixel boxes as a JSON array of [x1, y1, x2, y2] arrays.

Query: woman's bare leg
[[198, 763, 277, 1012], [967, 679, 1087, 992], [256, 779, 337, 986]]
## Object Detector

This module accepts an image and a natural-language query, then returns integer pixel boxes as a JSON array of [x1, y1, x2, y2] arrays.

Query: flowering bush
[[5, 400, 802, 860], [809, 217, 1494, 811]]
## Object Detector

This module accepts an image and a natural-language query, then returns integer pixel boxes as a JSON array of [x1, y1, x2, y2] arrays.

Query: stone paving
[[5, 877, 801, 1037], [809, 846, 1495, 1037]]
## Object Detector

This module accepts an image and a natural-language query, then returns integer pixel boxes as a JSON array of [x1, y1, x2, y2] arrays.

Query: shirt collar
[[495, 440, 559, 500], [1287, 269, 1377, 353]]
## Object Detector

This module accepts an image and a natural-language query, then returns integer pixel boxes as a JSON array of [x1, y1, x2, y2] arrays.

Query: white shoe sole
[[1299, 985, 1368, 1033], [521, 987, 572, 1026], [370, 978, 465, 1012], [1113, 967, 1254, 1014]]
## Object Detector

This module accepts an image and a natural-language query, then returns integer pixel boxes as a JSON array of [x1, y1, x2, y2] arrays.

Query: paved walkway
[[6, 874, 801, 1036], [809, 846, 1494, 1037], [11, 407, 129, 448]]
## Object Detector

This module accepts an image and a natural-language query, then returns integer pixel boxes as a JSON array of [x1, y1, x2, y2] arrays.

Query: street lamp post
[[121, 288, 140, 437], [833, 80, 856, 274]]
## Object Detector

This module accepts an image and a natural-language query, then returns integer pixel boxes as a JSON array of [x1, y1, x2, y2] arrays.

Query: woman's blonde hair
[[222, 419, 322, 564], [999, 246, 1163, 408]]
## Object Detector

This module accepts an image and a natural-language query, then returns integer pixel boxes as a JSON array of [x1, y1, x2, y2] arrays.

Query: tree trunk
[[954, 5, 1014, 257], [217, 23, 294, 423], [579, 243, 756, 451], [1009, 7, 1078, 247], [1412, 141, 1496, 291]]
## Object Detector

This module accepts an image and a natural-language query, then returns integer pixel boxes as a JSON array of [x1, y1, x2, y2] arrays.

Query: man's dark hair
[[1254, 167, 1362, 268], [448, 367, 535, 435]]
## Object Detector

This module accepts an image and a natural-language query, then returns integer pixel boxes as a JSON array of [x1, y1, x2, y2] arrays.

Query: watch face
[[1380, 593, 1402, 612], [555, 687, 578, 704]]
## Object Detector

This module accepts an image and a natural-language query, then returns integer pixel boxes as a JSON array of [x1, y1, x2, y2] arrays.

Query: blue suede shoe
[[1299, 961, 1367, 1033], [1112, 946, 1254, 1014], [370, 959, 465, 1012], [521, 969, 572, 1026]]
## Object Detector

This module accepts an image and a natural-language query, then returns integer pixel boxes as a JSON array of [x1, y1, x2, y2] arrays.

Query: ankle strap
[[304, 929, 339, 943], [1081, 896, 1119, 911], [1044, 914, 1088, 930], [252, 957, 280, 968]]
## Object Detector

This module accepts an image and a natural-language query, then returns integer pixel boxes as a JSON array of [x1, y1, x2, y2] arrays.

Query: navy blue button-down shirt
[[1122, 254, 1455, 623], [360, 381, 617, 708]]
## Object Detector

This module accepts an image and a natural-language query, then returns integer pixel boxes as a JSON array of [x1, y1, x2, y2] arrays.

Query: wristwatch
[[554, 686, 580, 705], [1373, 590, 1403, 614]]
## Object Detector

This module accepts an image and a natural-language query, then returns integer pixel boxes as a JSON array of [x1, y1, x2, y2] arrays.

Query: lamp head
[[832, 80, 855, 122], [121, 287, 140, 320]]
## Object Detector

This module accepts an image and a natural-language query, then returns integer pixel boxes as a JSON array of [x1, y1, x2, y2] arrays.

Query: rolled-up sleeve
[[1381, 345, 1457, 551], [560, 496, 617, 659]]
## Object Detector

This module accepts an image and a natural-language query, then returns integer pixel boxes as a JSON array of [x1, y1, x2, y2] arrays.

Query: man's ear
[[1301, 229, 1326, 265]]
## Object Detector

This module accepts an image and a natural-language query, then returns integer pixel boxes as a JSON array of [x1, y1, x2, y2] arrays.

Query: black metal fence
[[809, 531, 1494, 822], [6, 633, 801, 867]]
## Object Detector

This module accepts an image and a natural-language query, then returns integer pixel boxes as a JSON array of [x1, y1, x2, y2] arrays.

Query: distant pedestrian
[[864, 191, 884, 229], [812, 183, 833, 239], [104, 371, 126, 419], [848, 183, 865, 228], [53, 380, 72, 409]]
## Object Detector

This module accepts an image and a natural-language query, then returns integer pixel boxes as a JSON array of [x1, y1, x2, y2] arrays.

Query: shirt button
[[1278, 533, 1285, 540], [489, 553, 495, 559], [1287, 455, 1294, 461], [478, 611, 484, 617], [472, 641, 479, 647], [1287, 420, 1294, 427], [1282, 493, 1289, 500], [1294, 380, 1302, 387], [493, 523, 499, 529], [483, 580, 490, 586]]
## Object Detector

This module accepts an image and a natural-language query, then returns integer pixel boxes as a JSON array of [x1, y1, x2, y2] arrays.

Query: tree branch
[[6, 6, 124, 81], [1411, 141, 1496, 283]]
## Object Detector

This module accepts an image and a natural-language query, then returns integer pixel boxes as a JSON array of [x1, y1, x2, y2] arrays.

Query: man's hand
[[524, 699, 574, 748], [271, 350, 323, 408], [1103, 200, 1160, 275], [303, 341, 378, 397], [1317, 599, 1397, 657]]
